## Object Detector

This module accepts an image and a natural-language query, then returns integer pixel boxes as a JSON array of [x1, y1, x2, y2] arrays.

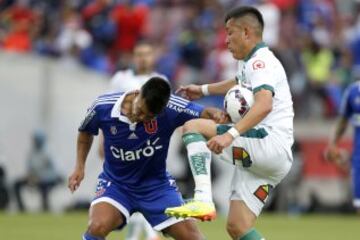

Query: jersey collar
[[243, 42, 267, 62], [111, 91, 134, 124]]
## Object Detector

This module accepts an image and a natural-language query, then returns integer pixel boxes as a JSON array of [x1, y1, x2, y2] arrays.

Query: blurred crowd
[[1, 0, 360, 118]]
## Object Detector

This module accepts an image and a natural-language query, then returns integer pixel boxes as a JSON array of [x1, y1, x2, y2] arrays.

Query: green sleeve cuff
[[253, 84, 274, 96]]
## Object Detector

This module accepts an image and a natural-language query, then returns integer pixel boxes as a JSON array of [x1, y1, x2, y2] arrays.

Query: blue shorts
[[91, 175, 184, 231]]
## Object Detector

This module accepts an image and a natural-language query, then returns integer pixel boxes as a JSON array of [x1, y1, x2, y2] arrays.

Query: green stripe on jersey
[[217, 125, 268, 139], [253, 84, 274, 96]]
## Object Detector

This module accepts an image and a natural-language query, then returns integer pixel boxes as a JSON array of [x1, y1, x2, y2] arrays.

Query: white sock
[[183, 132, 213, 203], [143, 217, 158, 240], [125, 213, 144, 240]]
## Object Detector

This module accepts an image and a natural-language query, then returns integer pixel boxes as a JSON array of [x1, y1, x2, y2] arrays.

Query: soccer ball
[[224, 85, 254, 123]]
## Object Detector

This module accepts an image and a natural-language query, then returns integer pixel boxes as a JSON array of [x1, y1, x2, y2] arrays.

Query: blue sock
[[82, 232, 105, 240]]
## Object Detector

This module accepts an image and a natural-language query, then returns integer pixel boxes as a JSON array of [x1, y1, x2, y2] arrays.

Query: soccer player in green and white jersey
[[165, 6, 294, 240]]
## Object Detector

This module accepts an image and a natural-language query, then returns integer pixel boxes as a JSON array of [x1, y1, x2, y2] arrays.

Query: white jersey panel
[[237, 46, 294, 149]]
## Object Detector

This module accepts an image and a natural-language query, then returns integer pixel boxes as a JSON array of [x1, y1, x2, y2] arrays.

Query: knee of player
[[226, 219, 253, 238], [183, 119, 203, 134], [87, 219, 111, 237]]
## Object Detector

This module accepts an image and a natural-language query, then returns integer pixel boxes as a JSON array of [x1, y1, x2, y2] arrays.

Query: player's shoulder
[[245, 47, 275, 71], [97, 92, 123, 101], [167, 94, 190, 109], [90, 92, 123, 111]]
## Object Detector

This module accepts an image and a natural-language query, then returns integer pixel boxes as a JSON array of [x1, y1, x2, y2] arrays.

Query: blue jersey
[[79, 92, 204, 190], [340, 82, 360, 158]]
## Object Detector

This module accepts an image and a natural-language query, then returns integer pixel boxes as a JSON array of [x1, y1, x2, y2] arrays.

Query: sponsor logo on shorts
[[254, 184, 273, 203], [232, 147, 252, 167]]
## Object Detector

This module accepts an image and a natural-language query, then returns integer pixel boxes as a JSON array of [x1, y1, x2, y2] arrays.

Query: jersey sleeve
[[247, 58, 275, 96], [78, 100, 100, 135], [339, 87, 353, 119], [166, 95, 204, 127]]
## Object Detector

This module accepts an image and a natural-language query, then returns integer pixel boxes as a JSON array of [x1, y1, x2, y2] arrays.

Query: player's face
[[225, 18, 248, 60], [133, 45, 155, 73], [131, 94, 155, 122]]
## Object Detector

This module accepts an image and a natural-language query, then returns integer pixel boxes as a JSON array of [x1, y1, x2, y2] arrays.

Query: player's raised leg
[[165, 119, 217, 221], [83, 202, 124, 240], [126, 212, 160, 240], [124, 213, 143, 240]]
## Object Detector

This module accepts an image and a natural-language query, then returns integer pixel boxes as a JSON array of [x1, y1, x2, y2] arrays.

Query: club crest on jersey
[[254, 184, 273, 203], [144, 119, 158, 134], [110, 126, 117, 135], [252, 60, 265, 70]]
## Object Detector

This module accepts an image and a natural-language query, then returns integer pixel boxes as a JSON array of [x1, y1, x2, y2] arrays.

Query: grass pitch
[[0, 212, 359, 240]]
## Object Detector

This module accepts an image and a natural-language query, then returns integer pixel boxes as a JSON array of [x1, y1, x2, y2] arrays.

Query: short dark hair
[[224, 6, 264, 31], [141, 77, 171, 115]]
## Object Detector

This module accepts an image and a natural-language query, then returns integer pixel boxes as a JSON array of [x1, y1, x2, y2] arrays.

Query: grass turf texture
[[0, 212, 359, 240]]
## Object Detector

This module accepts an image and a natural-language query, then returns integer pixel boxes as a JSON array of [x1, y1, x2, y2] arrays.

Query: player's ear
[[133, 90, 140, 96]]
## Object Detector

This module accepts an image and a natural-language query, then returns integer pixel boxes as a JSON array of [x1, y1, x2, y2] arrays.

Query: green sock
[[183, 132, 212, 202], [238, 228, 265, 240]]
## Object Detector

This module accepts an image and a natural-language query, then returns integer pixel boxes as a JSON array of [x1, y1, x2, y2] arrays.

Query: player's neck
[[120, 92, 138, 121]]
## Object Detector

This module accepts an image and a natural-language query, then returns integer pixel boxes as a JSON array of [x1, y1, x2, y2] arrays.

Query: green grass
[[0, 212, 359, 240]]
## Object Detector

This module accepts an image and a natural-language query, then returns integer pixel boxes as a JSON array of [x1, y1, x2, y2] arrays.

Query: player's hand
[[212, 111, 231, 124], [324, 144, 340, 162], [176, 84, 203, 100], [68, 167, 85, 193], [207, 133, 233, 154]]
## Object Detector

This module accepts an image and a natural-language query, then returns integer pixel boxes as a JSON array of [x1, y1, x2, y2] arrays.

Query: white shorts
[[216, 125, 293, 216]]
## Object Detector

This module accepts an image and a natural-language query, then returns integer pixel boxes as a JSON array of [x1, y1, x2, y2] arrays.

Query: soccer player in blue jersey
[[68, 77, 221, 240], [326, 81, 360, 214], [101, 41, 165, 240]]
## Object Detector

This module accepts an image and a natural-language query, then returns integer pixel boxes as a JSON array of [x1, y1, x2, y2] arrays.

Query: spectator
[[13, 130, 63, 212], [301, 36, 335, 117], [0, 165, 9, 210]]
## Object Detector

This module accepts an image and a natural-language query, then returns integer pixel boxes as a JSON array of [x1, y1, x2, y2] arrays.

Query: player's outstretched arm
[[176, 78, 237, 100], [68, 131, 93, 193]]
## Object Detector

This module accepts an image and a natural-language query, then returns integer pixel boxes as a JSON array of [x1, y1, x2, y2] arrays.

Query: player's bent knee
[[183, 119, 203, 133], [183, 119, 215, 135], [87, 220, 112, 237], [226, 219, 253, 239]]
